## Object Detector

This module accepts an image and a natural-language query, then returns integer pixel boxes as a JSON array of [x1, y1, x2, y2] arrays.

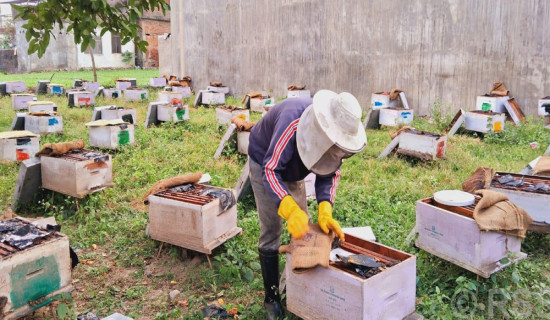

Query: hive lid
[[0, 130, 39, 139], [28, 100, 55, 106], [434, 190, 475, 207], [85, 119, 128, 127]]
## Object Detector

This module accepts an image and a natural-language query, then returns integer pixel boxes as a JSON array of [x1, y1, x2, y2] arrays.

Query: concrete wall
[[169, 0, 550, 115], [158, 34, 172, 76]]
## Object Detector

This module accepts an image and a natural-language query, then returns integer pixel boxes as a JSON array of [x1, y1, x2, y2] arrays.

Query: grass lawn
[[1, 69, 550, 319]]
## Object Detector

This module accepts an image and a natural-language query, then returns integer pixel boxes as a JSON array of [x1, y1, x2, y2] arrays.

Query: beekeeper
[[248, 90, 367, 319]]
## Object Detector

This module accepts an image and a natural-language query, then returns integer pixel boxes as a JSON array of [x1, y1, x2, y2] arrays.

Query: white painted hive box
[[82, 81, 100, 93], [237, 131, 250, 155], [6, 81, 26, 93], [489, 172, 550, 233], [25, 114, 63, 135], [287, 90, 311, 99], [149, 77, 167, 87], [27, 101, 57, 113], [475, 95, 509, 113], [0, 218, 73, 320], [171, 86, 192, 98], [11, 94, 35, 111], [124, 88, 148, 102], [157, 104, 190, 122], [157, 91, 184, 103], [72, 91, 95, 107], [206, 86, 229, 94], [41, 150, 113, 198], [285, 234, 416, 320], [147, 185, 241, 254], [0, 131, 39, 161], [464, 111, 505, 133], [371, 92, 397, 110], [415, 198, 526, 278], [87, 121, 135, 149], [46, 84, 64, 95], [538, 97, 550, 117], [250, 97, 273, 113], [103, 88, 121, 99], [115, 79, 135, 91], [202, 91, 225, 105], [397, 131, 447, 161], [379, 108, 414, 126], [215, 107, 250, 125]]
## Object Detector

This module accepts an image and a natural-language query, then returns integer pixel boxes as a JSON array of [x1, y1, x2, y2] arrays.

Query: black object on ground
[[201, 305, 233, 319]]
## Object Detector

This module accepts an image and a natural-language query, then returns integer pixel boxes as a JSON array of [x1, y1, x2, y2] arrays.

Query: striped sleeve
[[315, 169, 341, 205], [261, 118, 300, 204]]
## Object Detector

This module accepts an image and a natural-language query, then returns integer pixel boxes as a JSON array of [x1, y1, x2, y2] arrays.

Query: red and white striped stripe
[[330, 169, 341, 203], [264, 119, 300, 199]]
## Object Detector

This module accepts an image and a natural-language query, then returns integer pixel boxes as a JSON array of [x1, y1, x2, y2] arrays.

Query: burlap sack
[[490, 82, 509, 96], [35, 139, 85, 157], [210, 81, 223, 87], [181, 76, 192, 82], [279, 224, 334, 273], [287, 85, 306, 91], [533, 156, 550, 177], [389, 88, 404, 101], [231, 117, 255, 132], [473, 190, 533, 239], [143, 172, 203, 204], [462, 167, 495, 193], [389, 125, 414, 140]]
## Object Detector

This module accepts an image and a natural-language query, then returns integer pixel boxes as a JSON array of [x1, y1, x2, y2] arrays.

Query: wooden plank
[[144, 103, 159, 128], [444, 109, 465, 136], [214, 124, 237, 159], [544, 144, 550, 156], [235, 159, 251, 200], [377, 135, 400, 159], [193, 90, 203, 107], [399, 92, 410, 109], [10, 113, 25, 131], [504, 98, 527, 124], [363, 109, 381, 129]]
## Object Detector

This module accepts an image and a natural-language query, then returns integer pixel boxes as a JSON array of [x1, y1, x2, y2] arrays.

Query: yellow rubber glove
[[278, 196, 310, 239], [318, 201, 345, 242]]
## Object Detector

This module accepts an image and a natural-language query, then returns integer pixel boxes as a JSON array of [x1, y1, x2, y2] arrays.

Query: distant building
[[136, 0, 170, 69]]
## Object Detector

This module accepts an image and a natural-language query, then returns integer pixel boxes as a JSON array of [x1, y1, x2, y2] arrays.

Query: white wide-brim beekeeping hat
[[297, 90, 367, 173]]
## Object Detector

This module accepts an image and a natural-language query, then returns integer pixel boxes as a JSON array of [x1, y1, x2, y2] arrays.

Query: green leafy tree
[[14, 0, 169, 81]]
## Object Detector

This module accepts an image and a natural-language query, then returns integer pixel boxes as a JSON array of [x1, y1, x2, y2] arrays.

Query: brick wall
[[139, 19, 170, 68]]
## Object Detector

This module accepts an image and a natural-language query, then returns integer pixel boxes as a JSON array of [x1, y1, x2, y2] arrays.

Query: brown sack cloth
[[287, 85, 306, 91], [143, 172, 202, 204], [210, 81, 223, 87], [35, 139, 85, 157], [533, 156, 550, 177], [473, 190, 533, 239], [389, 88, 403, 101], [240, 92, 263, 104], [231, 117, 255, 132], [462, 167, 495, 193], [490, 82, 509, 96], [279, 224, 334, 274], [389, 125, 413, 140]]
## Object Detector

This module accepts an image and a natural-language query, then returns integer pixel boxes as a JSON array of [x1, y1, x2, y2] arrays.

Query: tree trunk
[[88, 46, 98, 82]]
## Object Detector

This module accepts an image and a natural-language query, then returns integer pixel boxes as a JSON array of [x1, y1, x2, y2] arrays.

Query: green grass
[[1, 69, 550, 319], [0, 69, 158, 89]]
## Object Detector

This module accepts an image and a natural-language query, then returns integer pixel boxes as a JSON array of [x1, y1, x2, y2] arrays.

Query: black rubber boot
[[259, 248, 284, 320]]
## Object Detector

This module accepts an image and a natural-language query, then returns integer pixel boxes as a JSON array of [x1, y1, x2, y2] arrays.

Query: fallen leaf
[[228, 307, 238, 315]]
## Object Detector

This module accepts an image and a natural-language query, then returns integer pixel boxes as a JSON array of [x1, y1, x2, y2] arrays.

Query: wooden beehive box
[[489, 172, 550, 233], [202, 91, 225, 105], [171, 86, 192, 98], [157, 90, 184, 103], [476, 95, 509, 113], [124, 88, 148, 102], [25, 114, 63, 135], [206, 85, 229, 94], [103, 88, 121, 100], [371, 92, 397, 110], [285, 234, 416, 320], [6, 81, 26, 94], [157, 104, 190, 122], [99, 107, 137, 124], [250, 97, 273, 113], [216, 107, 250, 125], [379, 108, 414, 126], [36, 80, 50, 94], [149, 77, 167, 87], [11, 94, 35, 111], [27, 101, 57, 113], [87, 121, 135, 149], [538, 97, 550, 117], [0, 218, 73, 320], [416, 197, 526, 277], [237, 131, 250, 155], [0, 131, 39, 161], [68, 91, 95, 107], [47, 84, 64, 95], [147, 184, 241, 254], [397, 130, 446, 161], [464, 111, 505, 133], [41, 149, 113, 198], [82, 81, 100, 93], [115, 78, 136, 91], [287, 89, 311, 99]]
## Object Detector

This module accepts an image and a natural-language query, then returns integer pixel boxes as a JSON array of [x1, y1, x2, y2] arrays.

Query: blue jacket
[[248, 98, 340, 206]]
